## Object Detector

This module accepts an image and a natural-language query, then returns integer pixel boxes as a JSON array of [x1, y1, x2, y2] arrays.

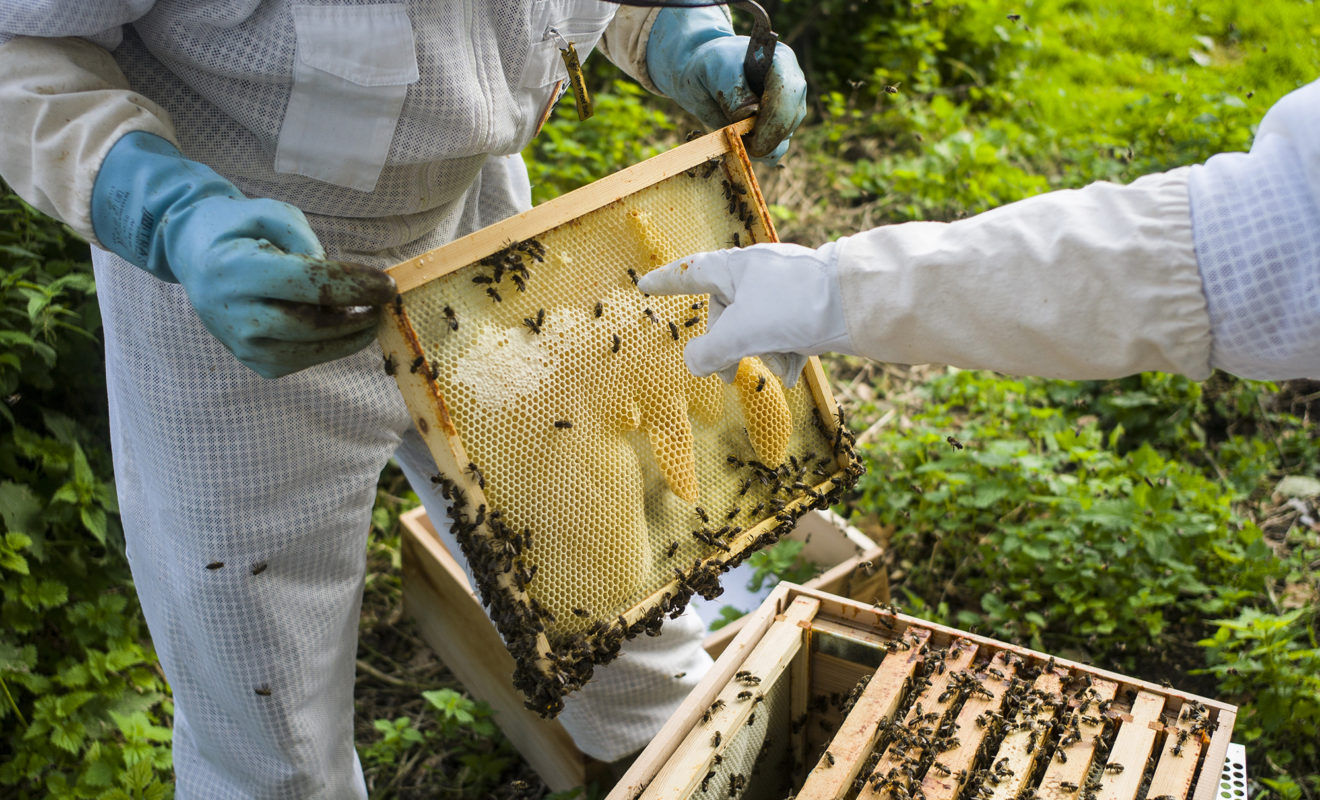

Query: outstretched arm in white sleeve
[[639, 79, 1320, 385]]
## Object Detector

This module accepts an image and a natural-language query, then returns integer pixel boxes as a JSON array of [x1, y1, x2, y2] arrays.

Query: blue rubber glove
[[646, 6, 807, 159], [91, 132, 396, 379]]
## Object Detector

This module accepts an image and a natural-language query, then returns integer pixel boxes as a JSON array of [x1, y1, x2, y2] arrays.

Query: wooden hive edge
[[608, 588, 820, 799], [389, 118, 756, 293]]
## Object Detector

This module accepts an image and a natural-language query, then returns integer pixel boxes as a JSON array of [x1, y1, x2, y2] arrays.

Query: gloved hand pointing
[[91, 131, 396, 379], [646, 5, 807, 159], [637, 241, 855, 388]]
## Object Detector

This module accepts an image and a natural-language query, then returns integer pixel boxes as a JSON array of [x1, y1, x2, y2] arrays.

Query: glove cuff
[[90, 130, 242, 282]]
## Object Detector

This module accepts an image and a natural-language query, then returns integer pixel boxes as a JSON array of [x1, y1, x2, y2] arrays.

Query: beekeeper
[[642, 79, 1320, 384], [0, 1, 806, 796]]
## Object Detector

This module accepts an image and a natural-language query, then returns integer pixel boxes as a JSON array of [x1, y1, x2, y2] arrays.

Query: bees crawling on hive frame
[[378, 121, 865, 715], [607, 586, 1238, 800]]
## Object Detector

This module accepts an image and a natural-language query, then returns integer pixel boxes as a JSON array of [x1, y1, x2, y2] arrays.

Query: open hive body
[[379, 120, 864, 716], [611, 585, 1237, 800]]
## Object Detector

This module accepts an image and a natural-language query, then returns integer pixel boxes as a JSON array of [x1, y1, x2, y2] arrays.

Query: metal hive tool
[[379, 120, 865, 716]]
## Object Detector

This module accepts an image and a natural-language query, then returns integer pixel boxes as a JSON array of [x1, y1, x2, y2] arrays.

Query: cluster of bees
[[470, 237, 546, 302], [712, 633, 1221, 800]]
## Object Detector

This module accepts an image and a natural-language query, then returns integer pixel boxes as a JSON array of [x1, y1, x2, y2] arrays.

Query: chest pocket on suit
[[275, 4, 420, 193], [518, 0, 614, 90]]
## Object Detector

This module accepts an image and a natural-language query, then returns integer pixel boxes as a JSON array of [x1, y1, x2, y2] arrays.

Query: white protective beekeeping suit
[[0, 2, 713, 797], [642, 79, 1320, 386]]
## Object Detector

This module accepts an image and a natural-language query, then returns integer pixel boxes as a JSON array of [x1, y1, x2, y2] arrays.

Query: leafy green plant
[[359, 716, 426, 768], [744, 539, 820, 592], [706, 605, 747, 632], [0, 186, 173, 797], [525, 79, 676, 204], [1197, 607, 1320, 794]]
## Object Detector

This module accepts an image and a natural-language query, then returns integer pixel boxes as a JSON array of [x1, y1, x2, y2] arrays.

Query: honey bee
[[668, 321, 679, 340], [443, 305, 458, 331], [511, 273, 526, 292], [409, 355, 425, 373], [825, 751, 835, 766], [206, 561, 224, 570], [695, 506, 709, 523], [643, 307, 657, 323], [712, 731, 722, 747], [627, 268, 639, 285], [523, 308, 544, 334], [756, 376, 766, 392], [250, 562, 267, 576], [947, 435, 964, 450], [610, 333, 621, 353], [571, 607, 590, 618], [594, 300, 603, 318], [382, 354, 397, 376], [674, 671, 687, 679], [466, 462, 485, 489], [472, 274, 493, 285], [553, 420, 572, 429], [486, 287, 502, 302], [665, 541, 679, 558], [254, 685, 271, 697]]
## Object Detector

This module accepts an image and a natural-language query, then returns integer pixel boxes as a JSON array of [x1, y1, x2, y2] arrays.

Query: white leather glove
[[637, 241, 854, 387]]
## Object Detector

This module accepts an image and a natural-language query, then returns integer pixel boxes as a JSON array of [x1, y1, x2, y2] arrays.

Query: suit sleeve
[[835, 167, 1215, 380], [596, 7, 663, 93], [0, 35, 176, 244], [1189, 79, 1320, 380]]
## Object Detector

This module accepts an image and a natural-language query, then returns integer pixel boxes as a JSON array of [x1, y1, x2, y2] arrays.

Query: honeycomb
[[381, 127, 863, 715], [716, 667, 792, 799]]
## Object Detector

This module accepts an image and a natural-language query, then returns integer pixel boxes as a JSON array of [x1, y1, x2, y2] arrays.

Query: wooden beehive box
[[609, 584, 1237, 800], [399, 506, 887, 792], [379, 119, 864, 716]]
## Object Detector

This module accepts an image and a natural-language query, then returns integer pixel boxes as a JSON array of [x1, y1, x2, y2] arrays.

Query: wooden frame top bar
[[388, 118, 756, 293]]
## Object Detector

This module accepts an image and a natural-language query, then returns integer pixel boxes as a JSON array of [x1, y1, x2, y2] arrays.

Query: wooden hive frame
[[609, 584, 1237, 800], [378, 119, 865, 717], [398, 505, 888, 792]]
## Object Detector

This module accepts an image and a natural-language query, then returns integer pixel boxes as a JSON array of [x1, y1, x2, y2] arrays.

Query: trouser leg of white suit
[[96, 250, 713, 796], [395, 433, 714, 763], [95, 248, 406, 799]]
